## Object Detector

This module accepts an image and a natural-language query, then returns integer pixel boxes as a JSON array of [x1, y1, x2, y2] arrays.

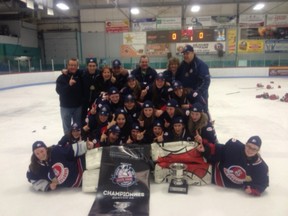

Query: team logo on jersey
[[224, 165, 246, 184], [111, 163, 136, 187], [206, 127, 213, 131], [51, 162, 69, 184]]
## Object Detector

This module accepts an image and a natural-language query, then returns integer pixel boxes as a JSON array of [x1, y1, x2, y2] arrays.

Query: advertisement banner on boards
[[146, 44, 170, 56], [120, 45, 146, 57], [227, 28, 237, 54], [238, 40, 264, 53], [265, 39, 288, 53], [269, 67, 288, 76], [176, 42, 225, 55]]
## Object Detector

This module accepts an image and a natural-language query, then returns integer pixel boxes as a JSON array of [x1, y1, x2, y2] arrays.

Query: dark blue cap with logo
[[173, 116, 184, 124], [115, 108, 126, 116], [112, 59, 122, 68], [32, 141, 47, 152], [124, 94, 135, 102], [156, 72, 165, 80], [87, 58, 97, 64], [166, 99, 179, 108], [108, 125, 121, 134], [153, 120, 163, 128], [143, 100, 154, 108], [190, 102, 204, 112], [99, 106, 110, 116], [71, 123, 81, 131], [108, 87, 119, 95], [127, 74, 136, 80], [131, 122, 140, 130], [247, 136, 262, 148], [182, 45, 194, 53], [173, 80, 183, 90]]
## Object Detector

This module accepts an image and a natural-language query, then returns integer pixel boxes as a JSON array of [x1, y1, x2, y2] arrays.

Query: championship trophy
[[168, 163, 188, 194]]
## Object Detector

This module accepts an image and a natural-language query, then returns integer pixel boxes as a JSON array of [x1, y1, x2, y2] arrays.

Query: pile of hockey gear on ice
[[255, 81, 287, 102], [280, 93, 288, 103]]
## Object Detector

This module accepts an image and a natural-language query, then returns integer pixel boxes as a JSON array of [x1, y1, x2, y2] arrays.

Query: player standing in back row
[[176, 45, 211, 112]]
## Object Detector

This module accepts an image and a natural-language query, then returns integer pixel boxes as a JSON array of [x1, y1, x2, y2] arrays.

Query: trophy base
[[168, 180, 188, 194]]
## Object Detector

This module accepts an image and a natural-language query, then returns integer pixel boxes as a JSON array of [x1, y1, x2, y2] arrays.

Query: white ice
[[0, 77, 287, 216]]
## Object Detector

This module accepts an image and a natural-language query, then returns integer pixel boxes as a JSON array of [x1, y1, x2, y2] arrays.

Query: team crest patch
[[51, 162, 69, 184], [224, 165, 246, 184], [206, 127, 213, 131], [111, 163, 136, 187]]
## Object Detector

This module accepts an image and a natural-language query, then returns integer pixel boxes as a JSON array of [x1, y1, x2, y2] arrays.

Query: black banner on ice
[[88, 145, 151, 216]]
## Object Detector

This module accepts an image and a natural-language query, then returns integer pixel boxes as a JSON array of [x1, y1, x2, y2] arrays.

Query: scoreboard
[[146, 29, 225, 44]]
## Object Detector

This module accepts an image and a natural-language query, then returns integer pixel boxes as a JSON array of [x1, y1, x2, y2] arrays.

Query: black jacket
[[56, 70, 83, 108]]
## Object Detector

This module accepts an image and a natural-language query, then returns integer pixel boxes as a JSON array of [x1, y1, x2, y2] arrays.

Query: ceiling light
[[253, 3, 265, 10], [56, 2, 70, 10], [131, 7, 140, 15], [191, 5, 200, 13], [47, 8, 54, 16]]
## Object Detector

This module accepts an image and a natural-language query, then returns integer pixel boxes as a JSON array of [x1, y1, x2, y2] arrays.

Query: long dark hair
[[127, 79, 142, 101], [138, 109, 155, 130], [28, 147, 52, 174]]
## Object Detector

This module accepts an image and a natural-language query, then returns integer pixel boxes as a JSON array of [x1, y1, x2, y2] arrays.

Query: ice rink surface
[[0, 77, 287, 216]]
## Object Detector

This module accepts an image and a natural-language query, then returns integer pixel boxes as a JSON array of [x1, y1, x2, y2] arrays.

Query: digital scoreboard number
[[146, 30, 182, 44], [146, 29, 225, 44]]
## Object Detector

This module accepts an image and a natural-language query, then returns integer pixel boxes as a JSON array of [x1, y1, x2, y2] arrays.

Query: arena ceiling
[[0, 0, 288, 22]]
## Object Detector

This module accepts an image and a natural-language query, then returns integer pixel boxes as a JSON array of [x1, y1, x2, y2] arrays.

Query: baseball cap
[[32, 141, 47, 152], [124, 94, 135, 103], [99, 106, 110, 116], [108, 87, 119, 95], [112, 59, 122, 68], [127, 74, 136, 80], [190, 102, 204, 112], [153, 120, 163, 128], [247, 136, 262, 148], [173, 116, 184, 124], [166, 99, 179, 108], [156, 73, 165, 81], [143, 100, 154, 108], [87, 58, 97, 64], [131, 123, 140, 131], [71, 123, 81, 131], [172, 81, 183, 90], [115, 108, 126, 116], [108, 125, 121, 134], [182, 45, 194, 53]]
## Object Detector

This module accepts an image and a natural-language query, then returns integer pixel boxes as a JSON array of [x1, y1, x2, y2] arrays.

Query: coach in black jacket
[[56, 58, 83, 134]]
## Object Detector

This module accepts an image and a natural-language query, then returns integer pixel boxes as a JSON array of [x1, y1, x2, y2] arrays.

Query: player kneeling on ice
[[197, 136, 269, 196], [26, 140, 94, 192]]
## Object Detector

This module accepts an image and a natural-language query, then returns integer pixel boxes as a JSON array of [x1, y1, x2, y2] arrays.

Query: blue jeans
[[60, 106, 82, 134]]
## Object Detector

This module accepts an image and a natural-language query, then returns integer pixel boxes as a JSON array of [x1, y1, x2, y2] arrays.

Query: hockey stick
[[226, 91, 240, 95]]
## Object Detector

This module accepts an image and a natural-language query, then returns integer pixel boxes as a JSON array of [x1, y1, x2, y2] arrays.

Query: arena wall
[[0, 67, 269, 90]]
